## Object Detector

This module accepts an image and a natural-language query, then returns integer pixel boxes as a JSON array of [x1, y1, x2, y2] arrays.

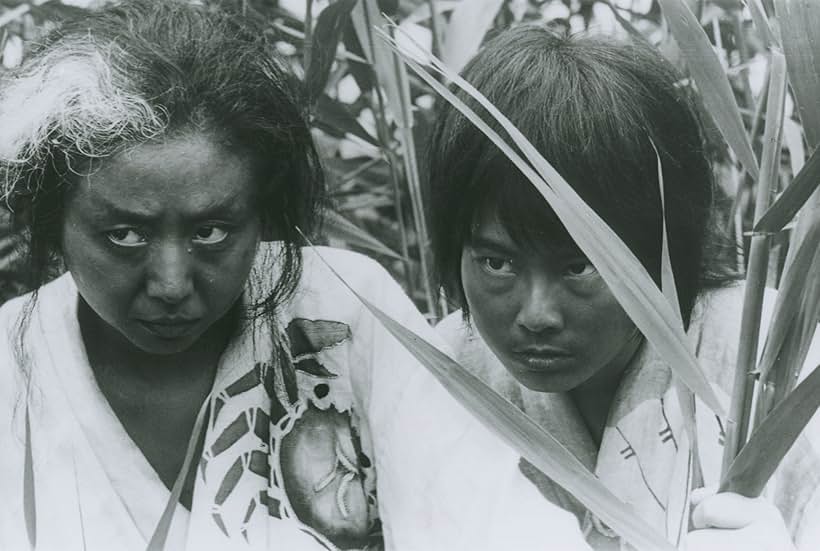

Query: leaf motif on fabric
[[296, 357, 339, 379], [279, 404, 377, 549], [287, 318, 352, 358]]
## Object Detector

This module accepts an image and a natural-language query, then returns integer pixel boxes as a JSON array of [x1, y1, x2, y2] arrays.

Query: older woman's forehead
[[70, 133, 258, 217]]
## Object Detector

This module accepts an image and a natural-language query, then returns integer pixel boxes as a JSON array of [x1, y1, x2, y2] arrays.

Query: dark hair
[[0, 0, 323, 321], [426, 26, 738, 327]]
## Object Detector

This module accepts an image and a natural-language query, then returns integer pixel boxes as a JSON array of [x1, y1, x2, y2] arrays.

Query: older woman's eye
[[192, 225, 229, 245], [106, 228, 147, 248], [479, 256, 515, 276], [564, 260, 596, 277]]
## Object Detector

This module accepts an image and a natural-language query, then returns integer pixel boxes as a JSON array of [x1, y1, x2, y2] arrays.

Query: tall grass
[[3, 0, 819, 547]]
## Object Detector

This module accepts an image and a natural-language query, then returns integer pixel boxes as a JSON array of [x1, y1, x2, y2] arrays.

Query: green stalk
[[427, 0, 444, 58], [389, 25, 437, 316], [721, 51, 787, 475], [731, 11, 755, 113], [303, 0, 314, 74], [358, 4, 415, 298]]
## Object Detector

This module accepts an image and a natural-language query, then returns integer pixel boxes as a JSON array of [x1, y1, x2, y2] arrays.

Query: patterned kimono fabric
[[438, 283, 820, 550], [0, 246, 590, 551]]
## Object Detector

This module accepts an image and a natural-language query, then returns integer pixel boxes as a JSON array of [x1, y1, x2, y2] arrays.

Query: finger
[[687, 528, 744, 551], [691, 492, 773, 530], [689, 484, 718, 507]]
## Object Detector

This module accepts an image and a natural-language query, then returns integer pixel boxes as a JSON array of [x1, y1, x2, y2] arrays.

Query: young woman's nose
[[514, 275, 565, 334], [145, 241, 194, 305]]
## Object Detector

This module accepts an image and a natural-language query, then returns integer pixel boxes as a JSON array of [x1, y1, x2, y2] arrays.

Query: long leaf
[[380, 29, 725, 416], [776, 0, 820, 148], [720, 362, 820, 496], [657, 0, 760, 180], [722, 50, 787, 472], [306, 0, 359, 103], [322, 208, 404, 260], [754, 145, 820, 233], [440, 0, 504, 73], [302, 238, 675, 551], [757, 222, 820, 382], [24, 405, 35, 549], [146, 396, 211, 551], [748, 0, 779, 49], [313, 94, 379, 147]]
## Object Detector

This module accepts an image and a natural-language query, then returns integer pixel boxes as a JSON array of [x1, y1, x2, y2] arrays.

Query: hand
[[686, 486, 796, 551]]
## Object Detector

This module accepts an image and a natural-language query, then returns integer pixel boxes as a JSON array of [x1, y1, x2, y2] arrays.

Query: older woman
[[0, 3, 589, 550], [429, 26, 820, 551]]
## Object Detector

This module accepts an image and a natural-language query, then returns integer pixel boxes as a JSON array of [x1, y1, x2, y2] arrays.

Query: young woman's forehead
[[469, 209, 581, 257]]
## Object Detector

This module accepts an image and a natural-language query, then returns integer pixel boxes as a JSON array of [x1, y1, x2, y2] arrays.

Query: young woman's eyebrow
[[468, 235, 519, 255]]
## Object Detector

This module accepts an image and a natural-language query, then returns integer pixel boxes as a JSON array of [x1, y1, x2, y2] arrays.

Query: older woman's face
[[460, 211, 641, 393], [62, 132, 262, 355]]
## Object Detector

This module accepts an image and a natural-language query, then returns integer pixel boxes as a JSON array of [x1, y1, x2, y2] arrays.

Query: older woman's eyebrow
[[83, 193, 249, 222]]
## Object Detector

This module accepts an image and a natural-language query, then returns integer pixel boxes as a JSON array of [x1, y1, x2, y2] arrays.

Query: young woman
[[0, 4, 591, 550], [428, 26, 820, 550]]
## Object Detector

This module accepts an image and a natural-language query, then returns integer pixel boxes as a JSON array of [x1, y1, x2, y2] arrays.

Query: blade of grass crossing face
[[720, 362, 820, 497], [657, 144, 701, 529], [655, 145, 683, 325], [147, 396, 211, 551], [657, 0, 759, 181], [300, 236, 676, 551], [379, 29, 725, 415], [721, 50, 788, 474]]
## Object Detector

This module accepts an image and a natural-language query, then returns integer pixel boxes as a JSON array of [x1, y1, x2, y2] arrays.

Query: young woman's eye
[[564, 260, 596, 277], [106, 228, 147, 248], [192, 225, 229, 245], [479, 256, 515, 276]]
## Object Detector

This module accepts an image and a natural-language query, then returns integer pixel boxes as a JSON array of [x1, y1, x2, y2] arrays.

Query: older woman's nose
[[515, 276, 565, 334], [145, 242, 194, 305]]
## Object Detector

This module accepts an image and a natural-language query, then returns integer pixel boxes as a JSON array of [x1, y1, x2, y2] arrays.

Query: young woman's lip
[[511, 346, 571, 357]]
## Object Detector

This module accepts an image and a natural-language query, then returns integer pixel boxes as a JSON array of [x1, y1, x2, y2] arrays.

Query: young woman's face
[[62, 132, 262, 355], [460, 212, 641, 393]]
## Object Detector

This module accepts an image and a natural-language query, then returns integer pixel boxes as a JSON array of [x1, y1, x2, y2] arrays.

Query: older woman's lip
[[138, 319, 200, 339]]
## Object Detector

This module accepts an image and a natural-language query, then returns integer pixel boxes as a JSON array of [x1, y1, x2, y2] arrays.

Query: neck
[[568, 332, 644, 448], [78, 299, 237, 387]]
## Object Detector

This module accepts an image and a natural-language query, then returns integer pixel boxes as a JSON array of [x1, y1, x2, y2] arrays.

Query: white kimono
[[0, 247, 588, 551], [438, 283, 820, 550]]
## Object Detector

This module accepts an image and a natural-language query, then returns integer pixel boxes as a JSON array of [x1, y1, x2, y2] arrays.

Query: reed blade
[[754, 145, 820, 234], [657, 0, 760, 181], [302, 238, 675, 551], [146, 397, 211, 551], [440, 0, 504, 73], [322, 208, 404, 261], [721, 50, 788, 473], [720, 362, 820, 497], [757, 222, 820, 383], [24, 405, 36, 549], [380, 29, 725, 416], [775, 0, 820, 148]]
